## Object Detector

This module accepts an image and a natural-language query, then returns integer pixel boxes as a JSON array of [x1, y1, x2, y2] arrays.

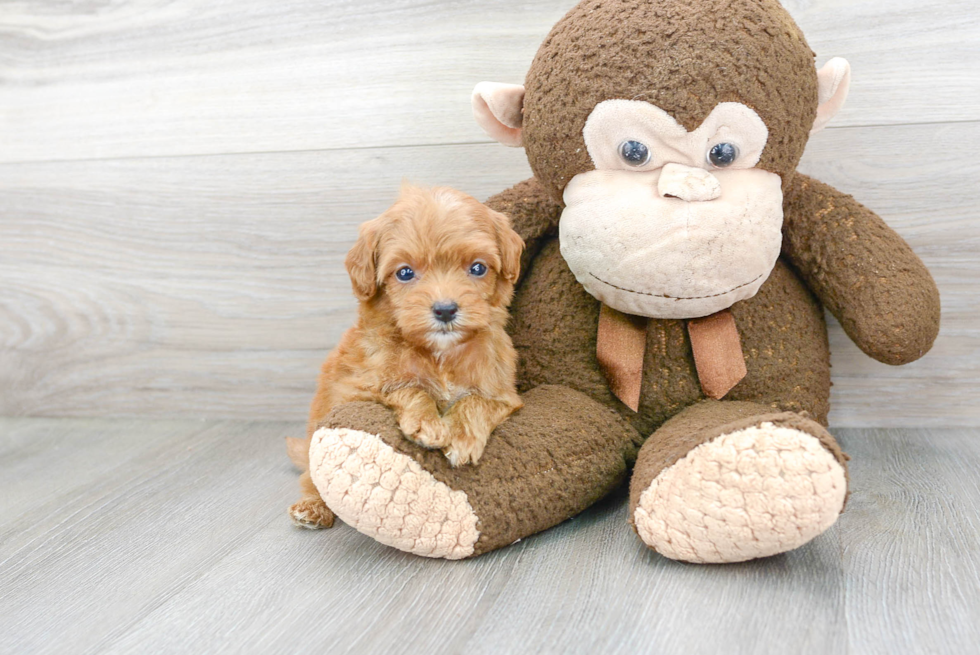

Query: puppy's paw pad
[[289, 500, 336, 529]]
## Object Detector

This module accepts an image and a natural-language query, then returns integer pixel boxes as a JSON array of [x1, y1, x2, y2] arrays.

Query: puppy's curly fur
[[288, 184, 525, 530]]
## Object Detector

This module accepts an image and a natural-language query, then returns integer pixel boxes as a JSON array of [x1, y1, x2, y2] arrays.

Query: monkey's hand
[[782, 173, 940, 365]]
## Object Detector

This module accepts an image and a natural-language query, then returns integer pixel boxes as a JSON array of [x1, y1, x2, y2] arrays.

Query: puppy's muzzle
[[432, 301, 459, 324]]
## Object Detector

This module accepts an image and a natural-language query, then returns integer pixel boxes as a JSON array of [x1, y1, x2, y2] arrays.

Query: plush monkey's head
[[473, 0, 850, 319]]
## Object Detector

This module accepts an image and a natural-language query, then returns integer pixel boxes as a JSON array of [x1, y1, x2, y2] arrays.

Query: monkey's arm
[[781, 173, 940, 365], [485, 177, 563, 286]]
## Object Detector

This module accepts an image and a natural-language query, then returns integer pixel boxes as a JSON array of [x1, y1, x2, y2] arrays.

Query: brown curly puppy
[[287, 184, 525, 529]]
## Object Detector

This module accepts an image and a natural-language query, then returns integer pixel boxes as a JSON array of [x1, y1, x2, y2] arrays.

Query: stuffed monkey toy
[[305, 0, 940, 562]]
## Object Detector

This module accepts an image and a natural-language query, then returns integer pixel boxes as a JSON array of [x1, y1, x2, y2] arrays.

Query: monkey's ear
[[345, 216, 383, 301], [811, 57, 851, 135], [472, 82, 525, 147]]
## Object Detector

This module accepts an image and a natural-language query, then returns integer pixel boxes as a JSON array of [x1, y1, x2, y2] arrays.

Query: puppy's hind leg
[[285, 436, 311, 471], [289, 470, 336, 529]]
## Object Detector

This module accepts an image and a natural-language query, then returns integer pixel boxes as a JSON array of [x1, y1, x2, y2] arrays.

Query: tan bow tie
[[596, 304, 747, 411]]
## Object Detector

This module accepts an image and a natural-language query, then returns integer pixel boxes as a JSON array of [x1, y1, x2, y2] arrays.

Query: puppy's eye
[[468, 262, 487, 277], [395, 266, 415, 282], [707, 142, 739, 168], [619, 140, 651, 166]]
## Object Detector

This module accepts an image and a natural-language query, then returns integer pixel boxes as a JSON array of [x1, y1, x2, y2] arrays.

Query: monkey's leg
[[306, 385, 641, 559], [629, 400, 848, 563]]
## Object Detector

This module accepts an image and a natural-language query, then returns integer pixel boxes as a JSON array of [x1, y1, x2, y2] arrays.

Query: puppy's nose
[[432, 301, 459, 323]]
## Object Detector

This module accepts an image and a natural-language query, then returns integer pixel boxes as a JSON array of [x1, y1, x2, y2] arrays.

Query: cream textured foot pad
[[633, 422, 846, 563], [308, 427, 480, 559]]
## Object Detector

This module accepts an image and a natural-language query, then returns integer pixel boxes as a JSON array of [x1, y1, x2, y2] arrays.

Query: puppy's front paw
[[444, 432, 487, 468], [409, 417, 452, 449], [398, 412, 423, 438], [289, 498, 336, 530]]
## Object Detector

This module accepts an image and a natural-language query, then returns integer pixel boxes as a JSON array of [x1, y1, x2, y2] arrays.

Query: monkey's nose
[[657, 163, 722, 202], [432, 301, 459, 323]]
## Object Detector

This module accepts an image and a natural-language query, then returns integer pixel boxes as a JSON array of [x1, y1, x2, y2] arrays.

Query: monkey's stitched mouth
[[588, 272, 765, 300]]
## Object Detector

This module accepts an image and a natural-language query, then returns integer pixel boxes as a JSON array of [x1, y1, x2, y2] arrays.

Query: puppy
[[287, 184, 525, 529]]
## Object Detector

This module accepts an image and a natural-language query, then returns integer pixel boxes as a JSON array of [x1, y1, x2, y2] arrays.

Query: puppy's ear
[[488, 207, 524, 284], [345, 216, 383, 301]]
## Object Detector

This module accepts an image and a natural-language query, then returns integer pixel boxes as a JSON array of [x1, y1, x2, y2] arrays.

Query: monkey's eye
[[619, 140, 651, 166], [708, 142, 739, 168], [395, 266, 415, 282], [468, 262, 488, 277]]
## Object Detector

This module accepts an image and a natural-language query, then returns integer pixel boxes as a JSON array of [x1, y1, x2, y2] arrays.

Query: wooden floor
[[1, 419, 978, 654]]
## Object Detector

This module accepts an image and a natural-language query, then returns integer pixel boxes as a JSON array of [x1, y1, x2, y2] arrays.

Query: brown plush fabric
[[627, 399, 849, 526], [522, 0, 818, 202], [509, 237, 832, 435], [484, 177, 562, 287], [783, 174, 941, 364], [320, 385, 643, 557]]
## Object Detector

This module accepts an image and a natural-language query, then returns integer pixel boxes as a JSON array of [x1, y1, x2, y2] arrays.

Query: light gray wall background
[[0, 0, 977, 426]]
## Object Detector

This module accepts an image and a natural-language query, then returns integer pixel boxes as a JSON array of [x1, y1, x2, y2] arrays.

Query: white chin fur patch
[[309, 427, 480, 559], [560, 168, 783, 319], [427, 330, 464, 351], [633, 422, 847, 563]]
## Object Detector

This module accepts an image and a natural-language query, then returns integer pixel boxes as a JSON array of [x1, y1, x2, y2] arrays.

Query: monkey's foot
[[630, 402, 848, 563], [309, 426, 480, 559]]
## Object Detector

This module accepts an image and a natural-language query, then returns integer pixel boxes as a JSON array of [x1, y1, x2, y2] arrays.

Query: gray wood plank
[[798, 122, 980, 427], [3, 420, 979, 654], [1, 121, 975, 425], [0, 418, 304, 655], [0, 418, 213, 532], [0, 0, 977, 163], [837, 428, 980, 652], [0, 143, 530, 420], [99, 515, 530, 655]]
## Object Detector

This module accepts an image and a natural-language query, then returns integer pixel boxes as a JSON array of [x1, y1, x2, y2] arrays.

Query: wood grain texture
[[0, 145, 531, 419], [0, 0, 978, 163], [1, 123, 974, 424], [1, 419, 978, 653], [0, 0, 977, 425], [799, 122, 980, 426]]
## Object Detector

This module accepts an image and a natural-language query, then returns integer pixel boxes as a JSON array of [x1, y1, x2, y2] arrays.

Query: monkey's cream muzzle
[[559, 167, 783, 319]]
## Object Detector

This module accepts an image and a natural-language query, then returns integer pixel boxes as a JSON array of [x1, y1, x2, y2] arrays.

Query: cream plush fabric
[[559, 167, 783, 318], [633, 422, 848, 563], [309, 427, 480, 559]]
